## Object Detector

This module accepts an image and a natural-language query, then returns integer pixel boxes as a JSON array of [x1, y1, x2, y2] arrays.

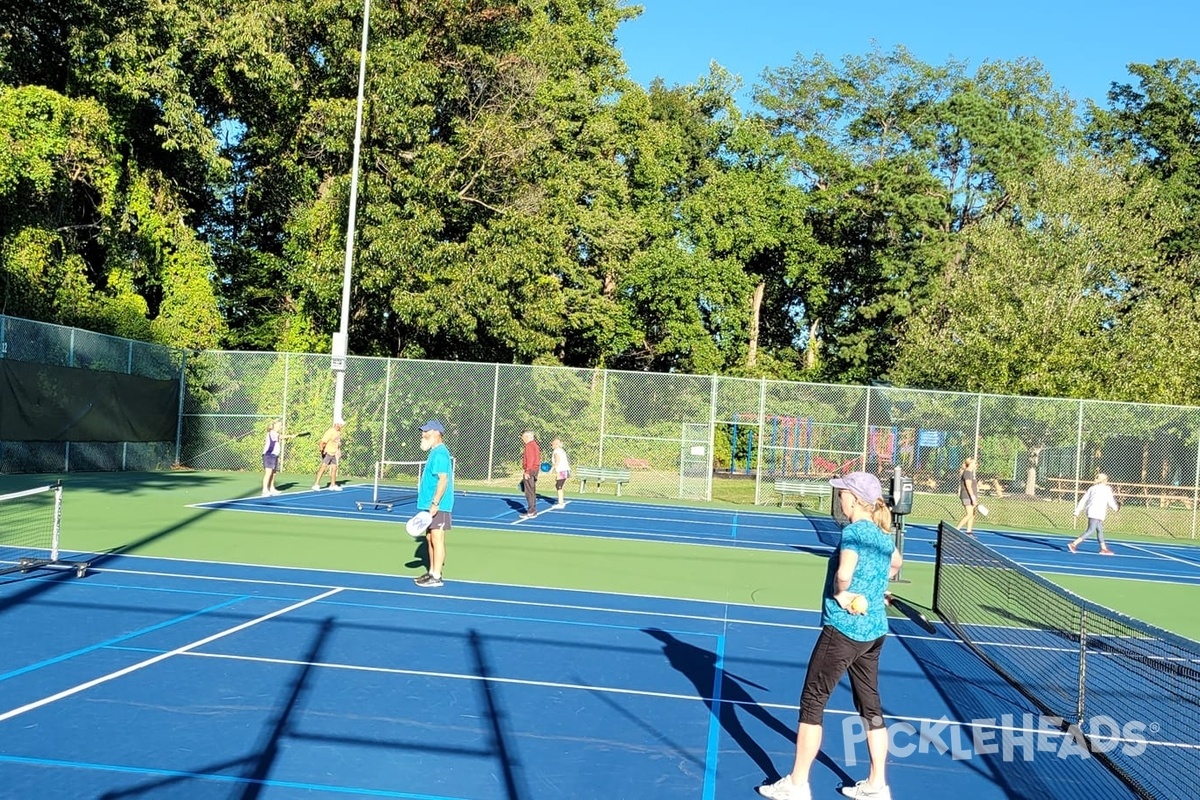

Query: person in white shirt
[[1069, 473, 1120, 555], [550, 438, 571, 509]]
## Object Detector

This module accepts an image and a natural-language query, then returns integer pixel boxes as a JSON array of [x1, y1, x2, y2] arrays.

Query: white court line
[[145, 650, 1194, 750], [1121, 540, 1200, 570], [21, 561, 949, 647], [0, 587, 343, 724], [67, 564, 831, 631]]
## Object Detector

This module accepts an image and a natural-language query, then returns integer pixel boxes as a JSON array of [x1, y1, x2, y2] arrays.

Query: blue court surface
[[0, 555, 1153, 799], [195, 484, 1200, 586]]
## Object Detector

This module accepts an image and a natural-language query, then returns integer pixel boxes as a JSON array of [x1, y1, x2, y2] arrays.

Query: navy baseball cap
[[419, 420, 445, 433]]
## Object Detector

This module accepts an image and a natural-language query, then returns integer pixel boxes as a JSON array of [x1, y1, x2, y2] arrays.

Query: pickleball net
[[0, 482, 87, 576], [356, 459, 456, 512], [933, 522, 1200, 799]]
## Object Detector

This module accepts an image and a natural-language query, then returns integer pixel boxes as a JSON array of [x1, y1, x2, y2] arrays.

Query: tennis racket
[[885, 592, 937, 635], [285, 431, 312, 439]]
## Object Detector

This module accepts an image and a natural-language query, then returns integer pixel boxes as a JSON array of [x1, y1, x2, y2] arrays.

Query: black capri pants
[[798, 625, 886, 730]]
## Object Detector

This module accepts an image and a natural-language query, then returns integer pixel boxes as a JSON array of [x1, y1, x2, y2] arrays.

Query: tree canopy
[[2, 3, 1198, 404]]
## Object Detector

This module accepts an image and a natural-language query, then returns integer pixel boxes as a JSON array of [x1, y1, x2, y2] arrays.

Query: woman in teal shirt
[[759, 471, 903, 800]]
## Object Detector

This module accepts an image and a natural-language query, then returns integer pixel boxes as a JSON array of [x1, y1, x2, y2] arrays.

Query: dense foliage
[[1, 1, 1197, 402]]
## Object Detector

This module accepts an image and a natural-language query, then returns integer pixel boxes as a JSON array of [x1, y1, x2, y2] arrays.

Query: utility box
[[886, 470, 914, 516]]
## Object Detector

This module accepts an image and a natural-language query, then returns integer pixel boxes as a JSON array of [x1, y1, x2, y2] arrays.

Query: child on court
[[550, 438, 571, 509], [759, 471, 903, 800]]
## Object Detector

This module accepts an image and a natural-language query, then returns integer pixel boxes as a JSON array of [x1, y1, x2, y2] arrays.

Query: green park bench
[[576, 466, 633, 496]]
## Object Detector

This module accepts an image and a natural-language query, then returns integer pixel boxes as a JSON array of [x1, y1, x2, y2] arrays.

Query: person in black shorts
[[758, 472, 903, 800], [955, 456, 979, 535]]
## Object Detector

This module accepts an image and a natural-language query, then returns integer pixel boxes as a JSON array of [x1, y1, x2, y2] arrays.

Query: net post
[[931, 521, 946, 615], [1076, 608, 1088, 728], [51, 481, 63, 563]]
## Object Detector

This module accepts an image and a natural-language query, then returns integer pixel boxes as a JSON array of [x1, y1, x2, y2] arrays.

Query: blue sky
[[615, 0, 1199, 109]]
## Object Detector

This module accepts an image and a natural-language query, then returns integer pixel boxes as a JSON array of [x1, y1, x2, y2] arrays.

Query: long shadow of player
[[645, 628, 851, 785]]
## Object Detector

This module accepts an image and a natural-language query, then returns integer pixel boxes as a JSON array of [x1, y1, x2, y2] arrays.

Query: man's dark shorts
[[428, 510, 452, 531], [262, 453, 279, 470]]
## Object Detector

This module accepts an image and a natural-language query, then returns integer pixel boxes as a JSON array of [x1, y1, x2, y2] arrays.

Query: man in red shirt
[[521, 429, 541, 518]]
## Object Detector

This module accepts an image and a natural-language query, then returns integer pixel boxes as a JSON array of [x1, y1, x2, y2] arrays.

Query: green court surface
[[5, 470, 1200, 641]]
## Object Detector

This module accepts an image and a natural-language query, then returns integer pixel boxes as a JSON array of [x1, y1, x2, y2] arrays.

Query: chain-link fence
[[180, 352, 1200, 538], [4, 313, 1198, 538], [0, 315, 183, 471]]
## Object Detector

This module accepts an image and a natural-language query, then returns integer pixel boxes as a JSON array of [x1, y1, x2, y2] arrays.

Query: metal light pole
[[332, 0, 372, 422]]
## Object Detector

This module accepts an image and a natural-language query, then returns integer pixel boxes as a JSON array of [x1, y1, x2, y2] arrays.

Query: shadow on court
[[468, 629, 527, 800], [97, 616, 335, 799], [890, 619, 1139, 798], [0, 478, 257, 616], [644, 628, 853, 787]]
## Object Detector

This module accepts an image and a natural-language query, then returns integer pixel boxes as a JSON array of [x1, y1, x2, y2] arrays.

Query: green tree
[[0, 1, 226, 348], [757, 45, 1075, 383], [888, 153, 1171, 399], [1088, 59, 1200, 256]]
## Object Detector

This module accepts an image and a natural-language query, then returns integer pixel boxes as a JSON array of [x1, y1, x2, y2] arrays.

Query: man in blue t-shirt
[[414, 420, 454, 588]]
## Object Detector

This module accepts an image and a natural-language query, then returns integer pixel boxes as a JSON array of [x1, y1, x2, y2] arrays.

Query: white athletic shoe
[[840, 780, 892, 799], [329, 484, 342, 491], [311, 484, 321, 491], [758, 776, 811, 800]]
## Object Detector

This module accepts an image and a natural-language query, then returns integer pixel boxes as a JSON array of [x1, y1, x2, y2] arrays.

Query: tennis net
[[356, 459, 455, 512], [0, 482, 66, 575], [933, 522, 1200, 799]]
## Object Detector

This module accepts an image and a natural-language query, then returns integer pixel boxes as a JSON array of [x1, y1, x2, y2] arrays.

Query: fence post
[[860, 386, 871, 468], [973, 393, 982, 462], [1192, 432, 1200, 539], [707, 375, 718, 502], [487, 363, 499, 482], [123, 339, 134, 470], [174, 350, 187, 466], [598, 369, 609, 468], [280, 353, 292, 468], [65, 328, 75, 472], [754, 377, 766, 504], [379, 358, 391, 466], [1074, 399, 1084, 496]]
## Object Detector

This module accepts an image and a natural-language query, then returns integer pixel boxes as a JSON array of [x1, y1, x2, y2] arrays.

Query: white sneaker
[[329, 484, 342, 491], [311, 484, 321, 491], [758, 776, 811, 800], [269, 488, 282, 496], [840, 780, 891, 799], [552, 503, 566, 509], [261, 491, 271, 497]]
